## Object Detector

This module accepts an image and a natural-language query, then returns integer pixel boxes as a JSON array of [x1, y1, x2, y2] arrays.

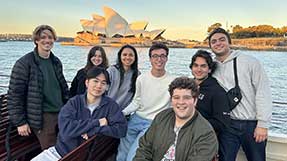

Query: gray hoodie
[[213, 50, 272, 128]]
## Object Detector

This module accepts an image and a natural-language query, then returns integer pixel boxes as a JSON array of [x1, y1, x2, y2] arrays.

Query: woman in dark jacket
[[70, 46, 109, 97]]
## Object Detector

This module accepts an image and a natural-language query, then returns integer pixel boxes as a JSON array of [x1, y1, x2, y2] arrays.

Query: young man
[[190, 50, 231, 133], [7, 25, 69, 149], [117, 43, 175, 161], [133, 77, 218, 161], [208, 28, 272, 161], [32, 67, 127, 160]]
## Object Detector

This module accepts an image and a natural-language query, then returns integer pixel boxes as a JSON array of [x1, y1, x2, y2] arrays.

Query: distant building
[[70, 6, 166, 46]]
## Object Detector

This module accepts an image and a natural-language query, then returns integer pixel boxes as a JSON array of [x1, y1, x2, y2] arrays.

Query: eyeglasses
[[151, 54, 167, 59]]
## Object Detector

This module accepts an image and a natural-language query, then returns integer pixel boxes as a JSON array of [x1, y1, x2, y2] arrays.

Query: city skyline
[[0, 0, 286, 41]]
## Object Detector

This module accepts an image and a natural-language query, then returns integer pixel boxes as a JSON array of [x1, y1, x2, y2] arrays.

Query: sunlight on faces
[[91, 50, 103, 66], [85, 73, 108, 98], [171, 88, 197, 121], [210, 33, 230, 57], [150, 49, 168, 71], [121, 48, 135, 68], [191, 57, 210, 81], [36, 29, 55, 52]]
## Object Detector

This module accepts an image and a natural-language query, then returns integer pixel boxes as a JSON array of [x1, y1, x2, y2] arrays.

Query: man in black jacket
[[7, 25, 69, 150], [190, 49, 231, 159]]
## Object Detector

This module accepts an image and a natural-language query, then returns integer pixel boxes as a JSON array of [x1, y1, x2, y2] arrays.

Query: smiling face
[[85, 73, 108, 98], [171, 88, 197, 122], [120, 48, 135, 69], [90, 50, 103, 66], [209, 33, 231, 58], [150, 48, 168, 72], [35, 29, 55, 54], [191, 57, 210, 82]]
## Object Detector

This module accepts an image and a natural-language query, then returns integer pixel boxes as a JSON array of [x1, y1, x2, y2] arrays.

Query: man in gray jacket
[[208, 28, 272, 161]]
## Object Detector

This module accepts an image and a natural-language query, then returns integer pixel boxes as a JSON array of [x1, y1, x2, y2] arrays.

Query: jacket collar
[[171, 110, 199, 129], [80, 93, 109, 109], [33, 47, 57, 65], [199, 76, 216, 88]]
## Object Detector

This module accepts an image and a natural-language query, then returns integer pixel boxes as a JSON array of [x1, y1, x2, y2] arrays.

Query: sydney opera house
[[66, 6, 170, 46]]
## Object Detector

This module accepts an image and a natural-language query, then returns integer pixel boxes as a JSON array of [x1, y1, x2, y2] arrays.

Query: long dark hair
[[84, 46, 109, 71], [115, 44, 139, 95]]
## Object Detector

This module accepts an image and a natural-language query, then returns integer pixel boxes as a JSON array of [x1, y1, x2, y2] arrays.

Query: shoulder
[[107, 65, 119, 74], [153, 108, 174, 122], [77, 68, 86, 75], [18, 51, 34, 63], [13, 52, 35, 70], [237, 52, 260, 64], [102, 96, 119, 106], [136, 72, 149, 80], [194, 112, 215, 132]]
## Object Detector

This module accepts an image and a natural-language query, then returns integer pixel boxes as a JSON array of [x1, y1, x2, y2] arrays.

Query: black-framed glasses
[[151, 54, 167, 59]]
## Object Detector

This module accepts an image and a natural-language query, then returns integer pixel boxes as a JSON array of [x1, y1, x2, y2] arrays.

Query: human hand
[[17, 124, 31, 136], [254, 127, 268, 143], [81, 133, 89, 140], [99, 118, 108, 126]]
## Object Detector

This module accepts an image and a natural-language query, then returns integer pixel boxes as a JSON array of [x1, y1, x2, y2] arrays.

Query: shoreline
[[61, 41, 287, 52]]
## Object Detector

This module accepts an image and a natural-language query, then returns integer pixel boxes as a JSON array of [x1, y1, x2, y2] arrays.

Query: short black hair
[[208, 28, 231, 47], [148, 43, 169, 58], [86, 67, 110, 85], [190, 50, 217, 75], [168, 77, 199, 98]]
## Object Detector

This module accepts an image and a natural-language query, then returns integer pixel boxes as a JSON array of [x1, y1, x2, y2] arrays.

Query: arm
[[69, 70, 81, 98], [87, 102, 127, 138], [251, 60, 272, 128], [133, 117, 157, 161], [7, 60, 29, 127], [187, 130, 218, 161], [122, 76, 142, 115], [208, 88, 231, 133], [251, 61, 272, 142], [58, 100, 102, 140]]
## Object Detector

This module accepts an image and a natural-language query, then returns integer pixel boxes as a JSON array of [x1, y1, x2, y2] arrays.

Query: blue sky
[[0, 0, 286, 40]]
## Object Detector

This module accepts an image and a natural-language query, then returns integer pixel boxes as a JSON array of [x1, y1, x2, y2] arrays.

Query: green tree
[[207, 23, 222, 34]]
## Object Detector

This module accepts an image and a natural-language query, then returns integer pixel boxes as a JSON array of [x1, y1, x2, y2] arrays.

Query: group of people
[[6, 24, 272, 161]]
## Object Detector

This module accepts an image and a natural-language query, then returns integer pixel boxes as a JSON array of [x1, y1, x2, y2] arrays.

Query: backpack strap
[[233, 57, 239, 87]]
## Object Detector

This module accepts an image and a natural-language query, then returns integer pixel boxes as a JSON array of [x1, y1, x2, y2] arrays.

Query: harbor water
[[0, 41, 286, 135]]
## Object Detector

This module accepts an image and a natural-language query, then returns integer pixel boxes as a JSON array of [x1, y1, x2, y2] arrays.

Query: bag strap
[[233, 57, 239, 87]]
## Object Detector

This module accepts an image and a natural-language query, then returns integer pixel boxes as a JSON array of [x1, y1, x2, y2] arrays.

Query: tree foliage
[[207, 23, 222, 34], [231, 25, 287, 38]]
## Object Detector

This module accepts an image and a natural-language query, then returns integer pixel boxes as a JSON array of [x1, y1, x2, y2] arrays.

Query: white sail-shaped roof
[[149, 29, 165, 39], [91, 14, 106, 34], [79, 6, 165, 39], [80, 19, 96, 33], [103, 6, 129, 37], [129, 21, 148, 30]]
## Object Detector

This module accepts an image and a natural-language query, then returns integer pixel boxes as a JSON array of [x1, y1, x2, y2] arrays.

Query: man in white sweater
[[116, 43, 175, 161], [208, 28, 272, 161]]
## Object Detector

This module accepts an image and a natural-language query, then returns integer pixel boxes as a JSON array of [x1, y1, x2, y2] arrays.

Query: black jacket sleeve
[[7, 59, 29, 127]]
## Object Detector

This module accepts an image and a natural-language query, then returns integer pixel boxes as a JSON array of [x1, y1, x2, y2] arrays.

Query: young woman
[[70, 46, 109, 97], [107, 44, 139, 110]]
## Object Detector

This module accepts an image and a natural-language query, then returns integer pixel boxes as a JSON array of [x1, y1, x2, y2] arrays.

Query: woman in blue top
[[107, 44, 139, 110], [70, 46, 109, 97]]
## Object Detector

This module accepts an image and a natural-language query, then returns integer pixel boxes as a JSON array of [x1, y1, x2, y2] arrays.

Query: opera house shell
[[71, 6, 166, 46]]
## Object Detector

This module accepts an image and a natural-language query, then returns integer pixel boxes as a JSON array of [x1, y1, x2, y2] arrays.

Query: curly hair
[[168, 77, 199, 98]]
